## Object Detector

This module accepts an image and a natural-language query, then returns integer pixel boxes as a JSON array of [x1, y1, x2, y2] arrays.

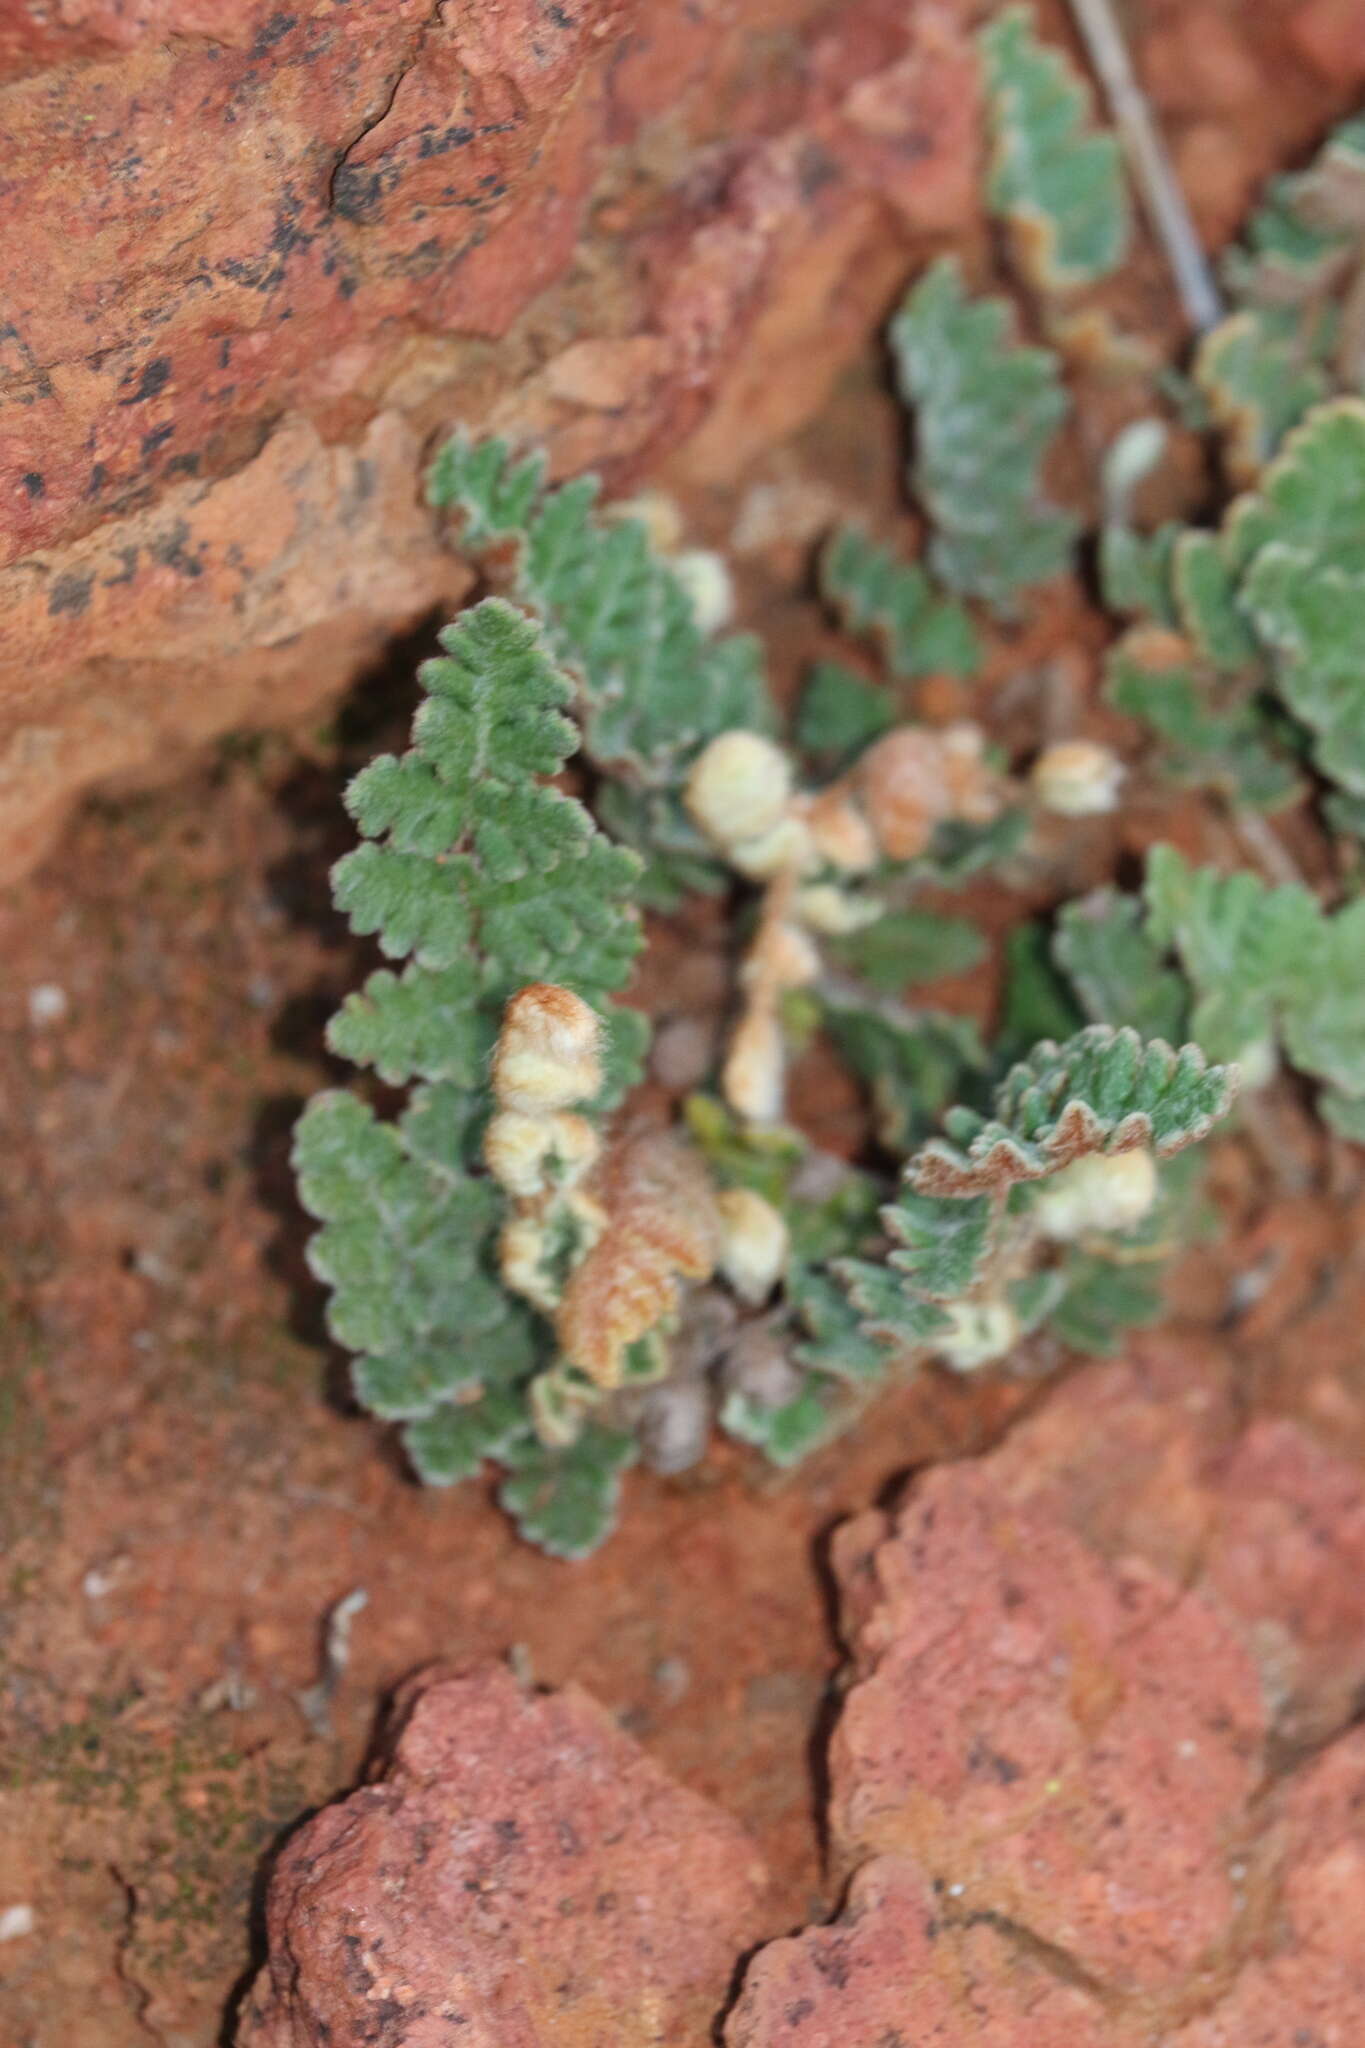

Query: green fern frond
[[910, 1025, 1236, 1198], [1194, 310, 1330, 480], [295, 1088, 538, 1422], [296, 594, 653, 1552], [1053, 890, 1190, 1043], [1224, 113, 1365, 308], [1105, 633, 1300, 813], [1140, 847, 1365, 1118], [1240, 541, 1365, 800], [890, 257, 1077, 614], [820, 989, 986, 1153], [1047, 1253, 1165, 1356], [820, 525, 979, 680], [980, 4, 1129, 292], [328, 598, 643, 1089], [881, 1186, 992, 1300], [429, 431, 774, 798], [719, 1382, 839, 1468], [497, 1426, 638, 1560]]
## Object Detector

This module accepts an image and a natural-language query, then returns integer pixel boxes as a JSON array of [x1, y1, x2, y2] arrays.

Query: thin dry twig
[[1066, 0, 1225, 332]]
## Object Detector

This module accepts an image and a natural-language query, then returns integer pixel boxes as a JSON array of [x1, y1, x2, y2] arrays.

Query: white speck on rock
[[0, 1905, 35, 1942], [28, 983, 68, 1026]]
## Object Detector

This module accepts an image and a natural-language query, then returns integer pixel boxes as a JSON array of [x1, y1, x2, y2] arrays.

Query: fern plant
[[295, 32, 1364, 1556], [1101, 111, 1365, 823]]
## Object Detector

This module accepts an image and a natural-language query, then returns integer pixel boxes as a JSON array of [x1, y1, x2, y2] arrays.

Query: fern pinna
[[295, 599, 648, 1557]]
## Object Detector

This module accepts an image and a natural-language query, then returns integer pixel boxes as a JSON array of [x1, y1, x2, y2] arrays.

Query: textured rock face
[[236, 1349, 1365, 2046], [727, 1339, 1365, 2046], [0, 0, 979, 877], [237, 1662, 771, 2047]]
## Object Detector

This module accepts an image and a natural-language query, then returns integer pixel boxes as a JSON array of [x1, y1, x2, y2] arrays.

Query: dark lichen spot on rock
[[418, 124, 476, 159], [251, 12, 298, 56], [332, 166, 384, 224], [118, 356, 172, 406], [150, 519, 204, 579], [141, 423, 175, 460], [103, 545, 140, 588], [796, 140, 839, 199], [47, 570, 95, 618], [22, 472, 45, 499]]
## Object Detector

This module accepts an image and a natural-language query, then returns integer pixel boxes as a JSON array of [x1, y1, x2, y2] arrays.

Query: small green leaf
[[1170, 530, 1261, 672], [1099, 522, 1180, 623], [1320, 1089, 1365, 1143], [981, 4, 1129, 292], [821, 992, 987, 1152], [787, 1265, 890, 1383], [794, 661, 895, 768], [890, 257, 1077, 614], [821, 526, 979, 680], [1240, 541, 1365, 799], [1223, 113, 1365, 308], [1106, 634, 1300, 813], [829, 909, 986, 993], [1054, 890, 1189, 1042], [332, 844, 472, 967], [998, 923, 1085, 1065], [1144, 844, 1323, 1062], [882, 1187, 993, 1301], [720, 1381, 839, 1468], [1194, 311, 1329, 479], [834, 1256, 952, 1348], [403, 1390, 528, 1486], [498, 1426, 637, 1559], [428, 430, 548, 543], [915, 807, 1030, 884], [1050, 1252, 1165, 1356], [1280, 898, 1365, 1100], [590, 1004, 652, 1112]]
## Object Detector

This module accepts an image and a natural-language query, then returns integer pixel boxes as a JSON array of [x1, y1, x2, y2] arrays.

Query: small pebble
[[652, 1656, 691, 1705], [637, 1382, 711, 1476], [0, 1905, 35, 1942], [720, 1323, 802, 1411], [649, 1014, 719, 1092], [27, 983, 68, 1027]]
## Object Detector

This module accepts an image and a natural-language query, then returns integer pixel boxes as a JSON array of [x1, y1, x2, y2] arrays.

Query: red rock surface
[[725, 1852, 1114, 2047], [0, 0, 981, 878], [237, 1662, 771, 2048], [1170, 1727, 1365, 2048], [727, 1340, 1365, 2045]]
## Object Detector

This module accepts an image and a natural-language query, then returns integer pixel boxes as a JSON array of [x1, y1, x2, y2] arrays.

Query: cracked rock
[[728, 1338, 1365, 2044], [236, 1662, 771, 2047]]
